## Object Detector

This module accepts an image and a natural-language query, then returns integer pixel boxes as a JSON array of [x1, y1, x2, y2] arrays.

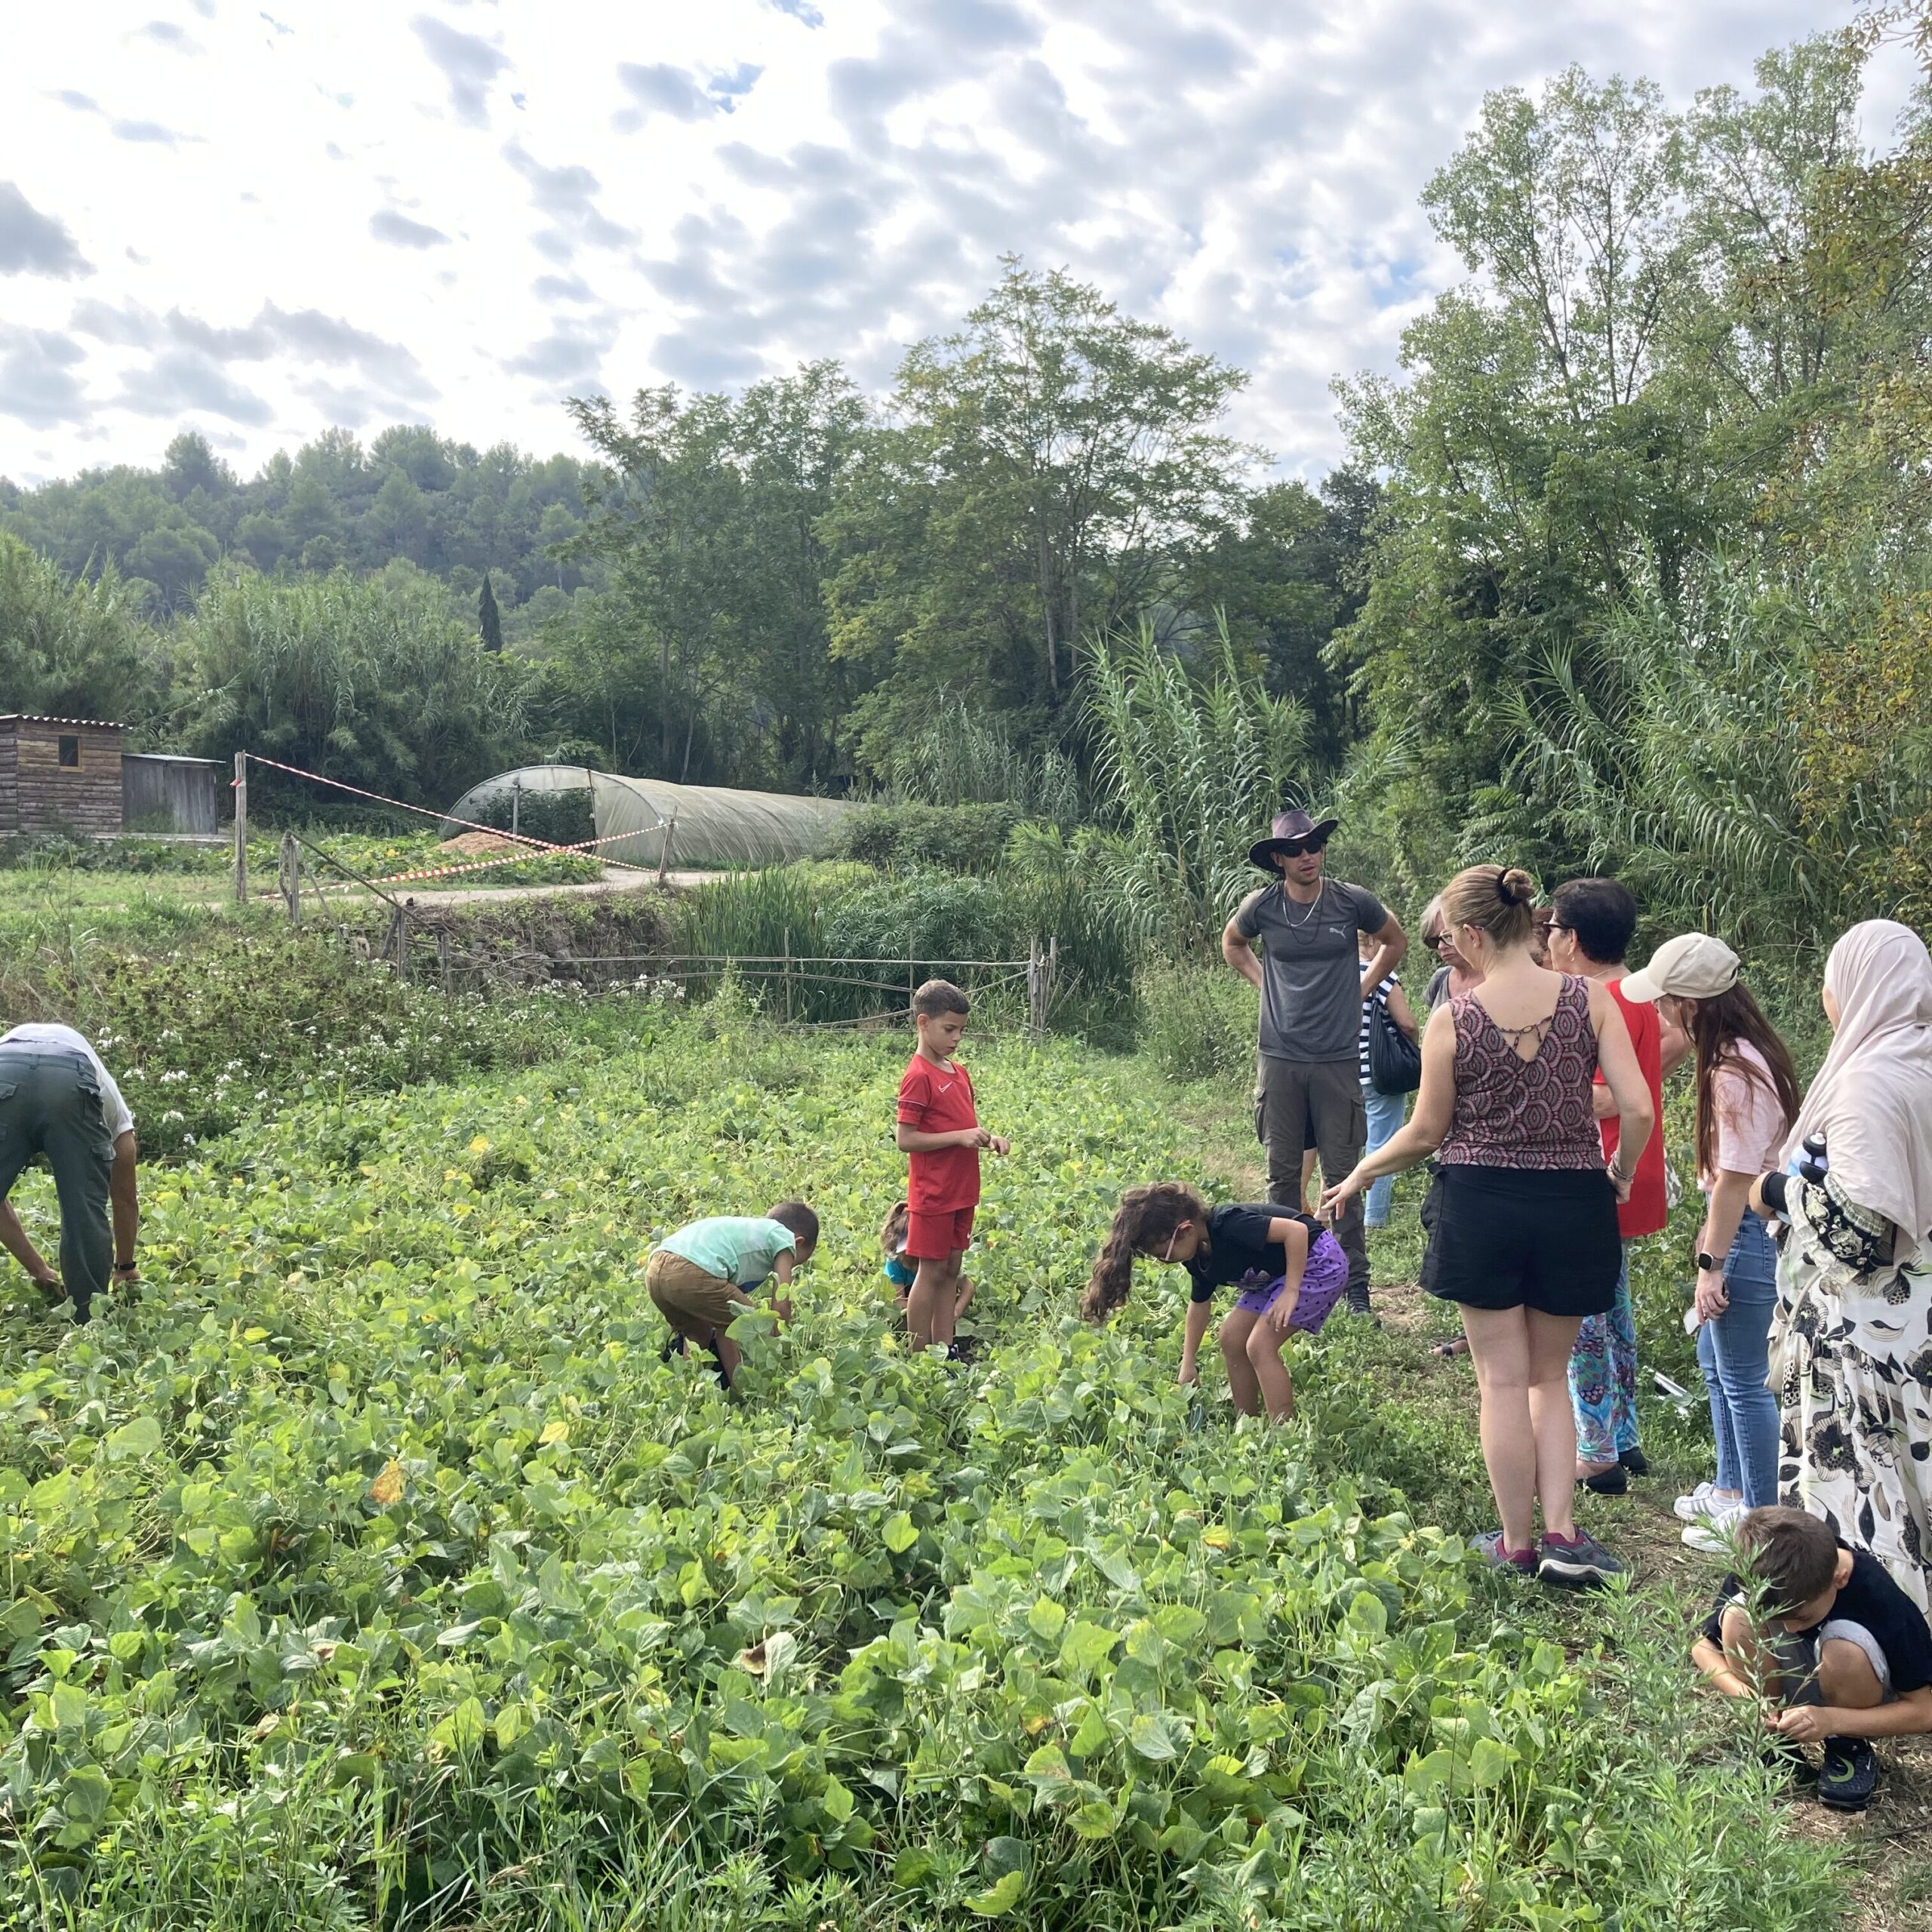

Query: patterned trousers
[[1568, 1243, 1639, 1463]]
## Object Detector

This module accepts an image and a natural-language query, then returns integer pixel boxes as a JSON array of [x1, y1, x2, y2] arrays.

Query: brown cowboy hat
[[1248, 807, 1340, 872]]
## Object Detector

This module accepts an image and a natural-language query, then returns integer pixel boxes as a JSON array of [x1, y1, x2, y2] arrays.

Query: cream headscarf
[[1785, 919, 1932, 1265]]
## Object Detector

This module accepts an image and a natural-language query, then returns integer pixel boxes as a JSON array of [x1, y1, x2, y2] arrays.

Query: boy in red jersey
[[895, 980, 1009, 1354]]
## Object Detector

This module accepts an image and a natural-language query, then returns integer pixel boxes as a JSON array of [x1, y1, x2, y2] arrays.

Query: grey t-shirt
[[1235, 880, 1389, 1063]]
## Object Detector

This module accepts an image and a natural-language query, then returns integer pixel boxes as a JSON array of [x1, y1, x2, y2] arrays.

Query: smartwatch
[[1695, 1251, 1720, 1273]]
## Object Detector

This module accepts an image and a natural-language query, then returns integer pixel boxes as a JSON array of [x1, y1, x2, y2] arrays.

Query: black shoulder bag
[[1367, 988, 1422, 1096]]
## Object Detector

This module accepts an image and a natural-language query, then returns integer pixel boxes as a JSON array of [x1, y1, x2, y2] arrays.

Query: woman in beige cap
[[1621, 934, 1799, 1548]]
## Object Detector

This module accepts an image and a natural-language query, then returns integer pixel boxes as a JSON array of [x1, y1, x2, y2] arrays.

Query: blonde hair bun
[[1500, 868, 1536, 906]]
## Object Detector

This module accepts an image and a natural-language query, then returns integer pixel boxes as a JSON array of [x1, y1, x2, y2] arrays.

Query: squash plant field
[[0, 1009, 1838, 1930]]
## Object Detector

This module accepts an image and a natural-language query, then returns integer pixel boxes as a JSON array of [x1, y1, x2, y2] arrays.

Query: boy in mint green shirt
[[647, 1201, 818, 1389]]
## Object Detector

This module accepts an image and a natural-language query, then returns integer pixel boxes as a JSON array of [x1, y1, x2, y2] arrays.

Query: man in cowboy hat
[[1223, 808, 1406, 1316]]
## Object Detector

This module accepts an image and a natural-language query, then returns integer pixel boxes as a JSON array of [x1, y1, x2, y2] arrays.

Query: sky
[[0, 2, 1912, 487]]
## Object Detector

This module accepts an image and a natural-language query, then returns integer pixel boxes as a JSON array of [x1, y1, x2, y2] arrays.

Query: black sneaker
[[1345, 1285, 1377, 1321], [1579, 1466, 1629, 1497], [1618, 1445, 1650, 1477], [1536, 1529, 1627, 1591], [1818, 1736, 1877, 1812]]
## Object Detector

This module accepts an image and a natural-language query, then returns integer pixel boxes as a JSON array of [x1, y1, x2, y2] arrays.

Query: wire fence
[[353, 904, 1058, 1035]]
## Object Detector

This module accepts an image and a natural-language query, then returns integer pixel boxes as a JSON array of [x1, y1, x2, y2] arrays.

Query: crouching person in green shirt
[[646, 1201, 817, 1391]]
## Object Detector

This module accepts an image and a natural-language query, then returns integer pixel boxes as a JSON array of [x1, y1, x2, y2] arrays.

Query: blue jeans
[[1361, 1079, 1407, 1229], [1697, 1211, 1780, 1508]]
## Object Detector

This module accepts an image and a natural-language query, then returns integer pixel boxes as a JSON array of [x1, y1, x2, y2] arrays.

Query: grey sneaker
[[1537, 1529, 1626, 1591], [1344, 1284, 1377, 1321], [1471, 1531, 1535, 1576]]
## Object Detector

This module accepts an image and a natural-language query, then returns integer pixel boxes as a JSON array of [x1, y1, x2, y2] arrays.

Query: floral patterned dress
[[1774, 1174, 1932, 1617]]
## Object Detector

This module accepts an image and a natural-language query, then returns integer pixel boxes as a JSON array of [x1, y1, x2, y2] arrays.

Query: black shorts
[[1420, 1164, 1621, 1318]]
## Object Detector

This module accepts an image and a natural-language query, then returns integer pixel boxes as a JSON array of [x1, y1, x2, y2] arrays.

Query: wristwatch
[[1695, 1251, 1720, 1273]]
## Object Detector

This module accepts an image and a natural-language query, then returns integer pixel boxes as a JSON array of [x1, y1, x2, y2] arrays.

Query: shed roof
[[0, 715, 125, 730], [121, 751, 220, 767]]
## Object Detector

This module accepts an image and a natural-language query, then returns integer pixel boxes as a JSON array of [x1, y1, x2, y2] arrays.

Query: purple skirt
[[1231, 1229, 1349, 1333]]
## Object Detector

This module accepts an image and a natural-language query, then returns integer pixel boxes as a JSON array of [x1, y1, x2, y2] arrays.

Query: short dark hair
[[768, 1200, 819, 1250], [912, 978, 970, 1019], [1738, 1506, 1838, 1614], [1552, 877, 1638, 966]]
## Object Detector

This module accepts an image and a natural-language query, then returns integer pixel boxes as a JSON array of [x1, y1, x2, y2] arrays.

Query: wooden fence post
[[438, 929, 451, 996], [1028, 938, 1042, 1039], [657, 814, 678, 886], [783, 928, 794, 1023], [394, 903, 410, 983], [233, 752, 248, 905]]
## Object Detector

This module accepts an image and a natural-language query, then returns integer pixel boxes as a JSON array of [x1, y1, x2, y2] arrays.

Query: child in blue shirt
[[881, 1198, 974, 1328]]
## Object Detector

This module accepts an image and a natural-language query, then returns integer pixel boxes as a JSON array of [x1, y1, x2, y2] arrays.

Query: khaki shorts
[[646, 1249, 751, 1343]]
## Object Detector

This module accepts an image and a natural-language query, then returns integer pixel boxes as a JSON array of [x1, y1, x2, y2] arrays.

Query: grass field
[[0, 972, 1894, 1930]]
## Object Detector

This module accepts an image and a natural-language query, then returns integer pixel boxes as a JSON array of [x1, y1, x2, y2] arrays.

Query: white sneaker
[[1682, 1501, 1748, 1553], [1673, 1481, 1737, 1524]]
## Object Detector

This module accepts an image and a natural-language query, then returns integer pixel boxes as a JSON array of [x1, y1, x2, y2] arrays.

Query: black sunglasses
[[1421, 932, 1445, 952], [1278, 838, 1327, 859]]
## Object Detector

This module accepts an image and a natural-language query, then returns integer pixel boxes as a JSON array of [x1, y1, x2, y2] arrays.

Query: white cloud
[[0, 182, 92, 278], [0, 0, 1917, 485]]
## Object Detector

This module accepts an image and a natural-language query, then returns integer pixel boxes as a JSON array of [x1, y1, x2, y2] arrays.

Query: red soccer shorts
[[904, 1206, 974, 1261]]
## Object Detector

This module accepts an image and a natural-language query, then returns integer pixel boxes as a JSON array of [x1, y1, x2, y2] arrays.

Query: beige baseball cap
[[1622, 933, 1741, 1003]]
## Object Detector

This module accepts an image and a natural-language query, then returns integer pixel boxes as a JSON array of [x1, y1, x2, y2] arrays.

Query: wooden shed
[[0, 715, 125, 837], [122, 753, 225, 835]]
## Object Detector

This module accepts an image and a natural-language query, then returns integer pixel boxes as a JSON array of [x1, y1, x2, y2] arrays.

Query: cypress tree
[[478, 573, 503, 653]]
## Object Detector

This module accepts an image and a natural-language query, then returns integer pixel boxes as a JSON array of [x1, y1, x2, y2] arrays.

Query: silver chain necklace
[[1280, 881, 1326, 928]]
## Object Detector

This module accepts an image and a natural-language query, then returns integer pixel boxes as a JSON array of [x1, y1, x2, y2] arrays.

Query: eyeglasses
[[1278, 838, 1327, 859], [1422, 932, 1445, 952], [1141, 1224, 1188, 1263]]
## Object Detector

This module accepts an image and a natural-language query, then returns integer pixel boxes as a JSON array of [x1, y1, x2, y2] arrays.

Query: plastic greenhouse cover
[[441, 764, 860, 869]]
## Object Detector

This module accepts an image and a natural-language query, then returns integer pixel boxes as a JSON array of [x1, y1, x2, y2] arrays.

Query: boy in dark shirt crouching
[[1690, 1505, 1932, 1810]]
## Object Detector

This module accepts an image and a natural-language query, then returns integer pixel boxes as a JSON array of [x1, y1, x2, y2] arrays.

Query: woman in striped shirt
[[1358, 929, 1419, 1228]]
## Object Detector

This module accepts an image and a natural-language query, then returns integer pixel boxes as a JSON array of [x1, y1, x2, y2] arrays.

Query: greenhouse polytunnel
[[441, 764, 861, 869]]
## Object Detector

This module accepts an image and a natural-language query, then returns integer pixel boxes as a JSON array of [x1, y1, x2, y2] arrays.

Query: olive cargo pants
[[1254, 1054, 1369, 1303], [0, 1044, 114, 1320]]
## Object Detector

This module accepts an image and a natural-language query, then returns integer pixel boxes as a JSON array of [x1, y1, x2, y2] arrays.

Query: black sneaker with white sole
[[1817, 1735, 1877, 1812]]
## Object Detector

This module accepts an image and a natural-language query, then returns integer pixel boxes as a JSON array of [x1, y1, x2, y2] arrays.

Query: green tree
[[1335, 35, 1903, 891], [1182, 468, 1380, 763], [824, 260, 1256, 764], [178, 568, 525, 806], [567, 360, 866, 786], [0, 533, 155, 724], [478, 571, 503, 653]]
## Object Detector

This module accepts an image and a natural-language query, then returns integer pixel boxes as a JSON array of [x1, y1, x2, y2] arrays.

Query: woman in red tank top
[[1319, 865, 1655, 1591]]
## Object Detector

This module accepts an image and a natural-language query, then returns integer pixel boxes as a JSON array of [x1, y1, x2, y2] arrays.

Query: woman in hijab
[[1752, 920, 1932, 1617]]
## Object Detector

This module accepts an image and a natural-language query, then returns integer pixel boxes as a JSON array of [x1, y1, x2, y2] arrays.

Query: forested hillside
[[4, 23, 1930, 955]]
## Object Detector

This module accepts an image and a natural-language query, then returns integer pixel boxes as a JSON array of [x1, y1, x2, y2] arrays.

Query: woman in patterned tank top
[[1319, 865, 1654, 1591]]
